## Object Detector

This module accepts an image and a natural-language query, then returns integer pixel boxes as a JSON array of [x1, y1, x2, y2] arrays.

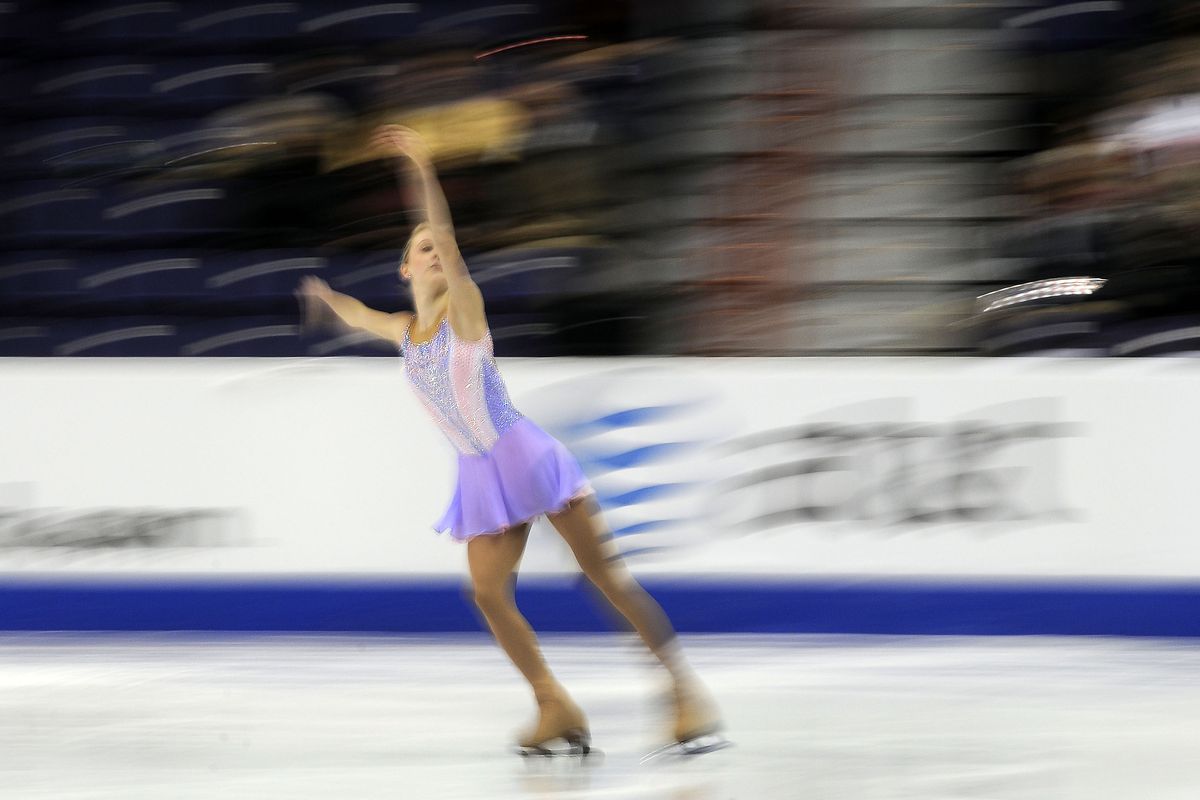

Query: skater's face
[[399, 224, 444, 287]]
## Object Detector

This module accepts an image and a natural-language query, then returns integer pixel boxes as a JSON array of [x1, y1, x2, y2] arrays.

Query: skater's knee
[[589, 574, 646, 614], [584, 563, 635, 597], [470, 582, 512, 615]]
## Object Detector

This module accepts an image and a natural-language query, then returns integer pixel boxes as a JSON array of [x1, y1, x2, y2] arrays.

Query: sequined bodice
[[401, 318, 523, 455]]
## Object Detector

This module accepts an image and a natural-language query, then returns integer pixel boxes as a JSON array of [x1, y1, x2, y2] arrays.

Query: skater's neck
[[412, 286, 449, 328]]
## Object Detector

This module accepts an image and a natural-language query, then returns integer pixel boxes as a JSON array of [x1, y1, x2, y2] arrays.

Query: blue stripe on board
[[2, 580, 1200, 636], [590, 442, 695, 470], [563, 404, 691, 435]]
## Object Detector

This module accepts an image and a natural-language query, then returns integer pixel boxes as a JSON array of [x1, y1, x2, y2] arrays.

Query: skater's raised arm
[[372, 125, 487, 340], [372, 127, 465, 276], [297, 276, 411, 344]]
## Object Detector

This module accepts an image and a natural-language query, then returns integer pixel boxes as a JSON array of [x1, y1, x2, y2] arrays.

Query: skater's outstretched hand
[[296, 275, 333, 326], [297, 275, 333, 306], [372, 125, 433, 167]]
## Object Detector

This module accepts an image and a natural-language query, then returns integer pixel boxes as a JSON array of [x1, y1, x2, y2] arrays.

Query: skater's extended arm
[[372, 125, 487, 338], [297, 276, 411, 344]]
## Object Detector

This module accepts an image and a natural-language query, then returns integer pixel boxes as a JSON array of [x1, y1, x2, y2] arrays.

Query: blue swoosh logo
[[586, 442, 696, 470], [564, 403, 693, 436], [610, 545, 673, 561], [611, 519, 676, 538], [598, 483, 693, 508]]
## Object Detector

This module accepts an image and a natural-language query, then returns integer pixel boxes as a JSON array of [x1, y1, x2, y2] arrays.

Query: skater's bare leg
[[467, 522, 587, 747], [467, 523, 547, 690], [547, 497, 682, 666], [547, 496, 720, 739]]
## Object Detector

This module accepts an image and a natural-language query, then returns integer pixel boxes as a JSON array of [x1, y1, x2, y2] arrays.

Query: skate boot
[[516, 690, 592, 757], [643, 680, 731, 762]]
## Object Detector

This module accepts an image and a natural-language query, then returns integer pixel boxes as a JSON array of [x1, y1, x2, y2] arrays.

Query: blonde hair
[[399, 221, 432, 270]]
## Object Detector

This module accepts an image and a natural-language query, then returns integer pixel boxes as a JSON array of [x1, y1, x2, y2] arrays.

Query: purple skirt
[[434, 416, 594, 542]]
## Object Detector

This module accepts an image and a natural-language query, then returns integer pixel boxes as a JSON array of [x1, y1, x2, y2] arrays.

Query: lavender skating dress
[[400, 317, 593, 541]]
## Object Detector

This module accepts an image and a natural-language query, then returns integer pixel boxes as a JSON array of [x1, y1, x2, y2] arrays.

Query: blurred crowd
[[1, 0, 1198, 356], [977, 2, 1200, 355]]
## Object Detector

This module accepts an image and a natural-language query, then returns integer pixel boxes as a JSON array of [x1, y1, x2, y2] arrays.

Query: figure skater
[[298, 125, 723, 757]]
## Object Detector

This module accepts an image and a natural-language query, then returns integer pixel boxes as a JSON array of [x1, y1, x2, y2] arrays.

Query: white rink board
[[1, 357, 1197, 579]]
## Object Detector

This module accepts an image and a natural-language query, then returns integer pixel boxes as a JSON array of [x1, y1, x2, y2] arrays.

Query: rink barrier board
[[2, 579, 1200, 636], [7, 357, 1200, 636]]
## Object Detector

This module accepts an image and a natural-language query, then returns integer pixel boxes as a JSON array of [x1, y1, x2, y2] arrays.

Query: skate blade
[[515, 740, 598, 759], [640, 733, 732, 763]]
